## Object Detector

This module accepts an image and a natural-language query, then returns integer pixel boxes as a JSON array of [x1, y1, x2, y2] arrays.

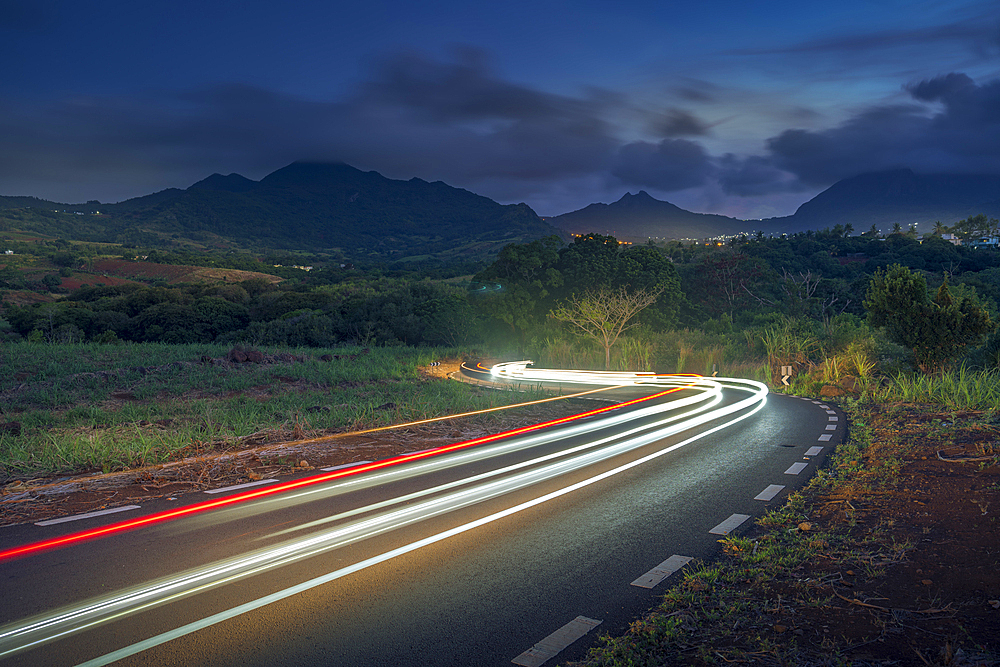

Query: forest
[[2, 218, 1000, 378]]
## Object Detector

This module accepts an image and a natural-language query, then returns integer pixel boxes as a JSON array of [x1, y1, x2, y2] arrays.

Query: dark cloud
[[360, 46, 575, 122], [0, 48, 622, 202], [763, 73, 1000, 186], [610, 139, 714, 191], [717, 154, 804, 197], [730, 20, 1000, 59], [673, 78, 721, 104], [650, 109, 710, 138], [906, 72, 977, 101]]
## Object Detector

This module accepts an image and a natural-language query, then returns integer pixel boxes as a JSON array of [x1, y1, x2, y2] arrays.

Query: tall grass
[[867, 367, 1000, 411]]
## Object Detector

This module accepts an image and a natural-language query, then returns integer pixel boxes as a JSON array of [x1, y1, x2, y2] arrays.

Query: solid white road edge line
[[320, 461, 372, 472], [805, 446, 824, 457], [630, 554, 693, 589], [66, 393, 768, 667], [818, 434, 832, 441], [511, 616, 603, 667], [35, 506, 141, 527], [203, 479, 278, 495]]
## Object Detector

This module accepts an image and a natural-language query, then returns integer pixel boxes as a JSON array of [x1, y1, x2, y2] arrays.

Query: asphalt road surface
[[0, 367, 845, 667]]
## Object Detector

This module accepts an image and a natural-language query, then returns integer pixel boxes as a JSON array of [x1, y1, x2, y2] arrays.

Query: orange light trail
[[0, 383, 689, 563]]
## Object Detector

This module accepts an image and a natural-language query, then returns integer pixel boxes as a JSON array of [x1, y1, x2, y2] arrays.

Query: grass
[[864, 367, 1000, 411], [0, 341, 542, 477], [567, 346, 1000, 666]]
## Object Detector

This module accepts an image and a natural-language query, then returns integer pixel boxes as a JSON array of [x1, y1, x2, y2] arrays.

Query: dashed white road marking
[[825, 424, 838, 431], [631, 554, 693, 588], [35, 505, 141, 526], [811, 400, 822, 404], [818, 434, 832, 441], [512, 616, 603, 666], [320, 461, 372, 472], [784, 462, 808, 475], [754, 484, 785, 501], [709, 513, 751, 535], [828, 416, 839, 422], [819, 404, 830, 409], [204, 479, 278, 494], [825, 409, 836, 414], [805, 446, 824, 457]]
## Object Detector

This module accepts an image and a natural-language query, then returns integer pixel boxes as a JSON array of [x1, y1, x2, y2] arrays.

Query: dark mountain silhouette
[[1, 162, 564, 259], [187, 173, 257, 193], [549, 191, 749, 239], [550, 170, 1000, 240], [775, 169, 1000, 232]]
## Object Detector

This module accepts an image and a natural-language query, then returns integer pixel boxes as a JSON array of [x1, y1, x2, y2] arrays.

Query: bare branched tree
[[550, 285, 663, 370]]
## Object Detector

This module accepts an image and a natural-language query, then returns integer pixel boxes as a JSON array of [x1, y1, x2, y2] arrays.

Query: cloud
[[610, 139, 714, 191], [716, 154, 804, 197], [764, 72, 1000, 186], [648, 109, 710, 138], [729, 17, 1000, 60], [0, 48, 623, 202]]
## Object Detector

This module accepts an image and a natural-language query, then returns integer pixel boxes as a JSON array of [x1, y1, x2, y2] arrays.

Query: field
[[0, 342, 564, 485]]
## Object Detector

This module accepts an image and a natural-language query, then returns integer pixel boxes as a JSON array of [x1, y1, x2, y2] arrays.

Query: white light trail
[[0, 364, 767, 662]]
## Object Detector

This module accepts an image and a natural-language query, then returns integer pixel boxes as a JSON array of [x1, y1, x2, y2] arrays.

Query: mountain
[[187, 173, 257, 193], [0, 162, 565, 260], [777, 169, 1000, 232], [549, 170, 1000, 241], [549, 191, 749, 239]]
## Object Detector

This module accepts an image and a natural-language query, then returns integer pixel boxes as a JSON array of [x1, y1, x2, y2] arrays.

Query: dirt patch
[[0, 370, 585, 527], [90, 258, 282, 285], [574, 401, 1000, 666]]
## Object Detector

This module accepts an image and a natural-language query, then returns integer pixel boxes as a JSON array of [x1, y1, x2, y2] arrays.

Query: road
[[0, 364, 844, 666]]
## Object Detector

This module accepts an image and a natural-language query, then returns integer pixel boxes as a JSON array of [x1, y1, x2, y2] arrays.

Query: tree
[[550, 285, 663, 369], [864, 265, 993, 373], [951, 214, 1000, 241]]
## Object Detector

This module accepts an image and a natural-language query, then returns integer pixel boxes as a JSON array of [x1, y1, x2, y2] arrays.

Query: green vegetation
[[0, 342, 542, 476], [571, 375, 999, 666], [865, 264, 992, 372]]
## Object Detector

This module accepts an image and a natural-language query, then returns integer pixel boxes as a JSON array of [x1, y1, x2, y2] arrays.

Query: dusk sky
[[2, 0, 998, 218]]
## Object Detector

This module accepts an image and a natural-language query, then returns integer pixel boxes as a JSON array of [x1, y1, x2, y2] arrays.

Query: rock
[[229, 348, 248, 363], [797, 522, 813, 532], [921, 579, 933, 585], [246, 349, 264, 364], [299, 460, 309, 468]]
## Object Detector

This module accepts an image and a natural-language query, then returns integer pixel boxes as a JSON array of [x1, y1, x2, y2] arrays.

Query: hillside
[[0, 162, 565, 261], [549, 170, 1000, 241], [549, 191, 748, 240], [777, 168, 1000, 231]]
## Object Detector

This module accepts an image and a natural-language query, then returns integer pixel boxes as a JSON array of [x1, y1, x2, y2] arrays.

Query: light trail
[[0, 363, 767, 662], [0, 381, 682, 562]]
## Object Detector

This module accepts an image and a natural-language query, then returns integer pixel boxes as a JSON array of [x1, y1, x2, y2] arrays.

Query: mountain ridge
[[0, 162, 565, 260]]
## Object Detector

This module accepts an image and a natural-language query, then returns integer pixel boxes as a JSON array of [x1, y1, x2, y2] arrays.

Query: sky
[[1, 0, 999, 218]]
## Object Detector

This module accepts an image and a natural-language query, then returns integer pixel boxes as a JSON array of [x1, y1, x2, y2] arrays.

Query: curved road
[[0, 363, 845, 667]]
